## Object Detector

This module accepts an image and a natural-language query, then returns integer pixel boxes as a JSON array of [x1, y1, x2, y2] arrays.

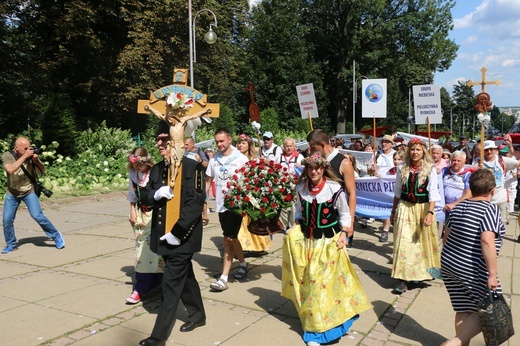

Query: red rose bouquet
[[224, 157, 298, 221]]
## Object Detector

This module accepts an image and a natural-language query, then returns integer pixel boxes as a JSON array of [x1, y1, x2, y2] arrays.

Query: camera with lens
[[41, 187, 53, 198], [30, 145, 43, 155], [34, 182, 53, 198]]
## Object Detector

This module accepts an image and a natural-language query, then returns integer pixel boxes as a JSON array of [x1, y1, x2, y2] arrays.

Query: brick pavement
[[0, 192, 518, 345]]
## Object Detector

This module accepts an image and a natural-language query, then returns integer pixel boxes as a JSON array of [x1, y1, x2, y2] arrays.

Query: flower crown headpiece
[[408, 137, 425, 146], [128, 154, 151, 164], [238, 133, 253, 143], [302, 152, 330, 168]]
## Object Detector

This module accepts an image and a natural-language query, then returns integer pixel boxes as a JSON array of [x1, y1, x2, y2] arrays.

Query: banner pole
[[480, 123, 485, 164], [427, 116, 431, 154], [372, 116, 377, 163], [308, 112, 313, 131]]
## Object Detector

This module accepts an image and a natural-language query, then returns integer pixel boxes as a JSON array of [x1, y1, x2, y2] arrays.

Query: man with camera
[[1, 136, 64, 254]]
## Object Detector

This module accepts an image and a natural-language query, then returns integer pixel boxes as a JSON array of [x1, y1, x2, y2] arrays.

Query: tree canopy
[[0, 0, 464, 153]]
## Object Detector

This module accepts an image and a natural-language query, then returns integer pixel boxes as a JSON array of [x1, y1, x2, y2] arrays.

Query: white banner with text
[[354, 175, 445, 221]]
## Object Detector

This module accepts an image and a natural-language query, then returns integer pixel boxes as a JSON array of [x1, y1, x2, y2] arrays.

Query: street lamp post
[[352, 60, 368, 135], [189, 0, 217, 88]]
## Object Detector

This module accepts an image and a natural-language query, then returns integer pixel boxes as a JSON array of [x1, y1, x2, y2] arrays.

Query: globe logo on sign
[[365, 84, 383, 103]]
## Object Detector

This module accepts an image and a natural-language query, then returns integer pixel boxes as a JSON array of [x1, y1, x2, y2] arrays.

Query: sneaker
[[126, 290, 141, 304], [360, 219, 367, 228], [210, 278, 228, 291], [307, 342, 321, 346], [367, 218, 375, 224], [54, 233, 65, 249], [1, 245, 18, 254], [234, 263, 249, 280], [379, 232, 389, 242]]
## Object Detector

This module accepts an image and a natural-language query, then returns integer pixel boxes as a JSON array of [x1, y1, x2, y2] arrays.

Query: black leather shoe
[[139, 336, 166, 346], [179, 320, 206, 332]]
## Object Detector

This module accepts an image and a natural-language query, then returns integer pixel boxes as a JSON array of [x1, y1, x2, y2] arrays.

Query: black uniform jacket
[[141, 157, 205, 256]]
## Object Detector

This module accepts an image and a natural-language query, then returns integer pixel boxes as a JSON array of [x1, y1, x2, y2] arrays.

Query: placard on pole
[[296, 83, 319, 130]]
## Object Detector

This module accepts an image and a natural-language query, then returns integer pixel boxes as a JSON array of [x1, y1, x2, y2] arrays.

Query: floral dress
[[281, 178, 370, 344], [392, 165, 441, 281]]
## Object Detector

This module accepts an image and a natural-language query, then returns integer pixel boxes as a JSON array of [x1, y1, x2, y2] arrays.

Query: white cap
[[483, 140, 497, 150]]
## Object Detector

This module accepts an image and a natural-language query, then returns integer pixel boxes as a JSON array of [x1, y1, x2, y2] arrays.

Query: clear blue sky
[[434, 0, 520, 108]]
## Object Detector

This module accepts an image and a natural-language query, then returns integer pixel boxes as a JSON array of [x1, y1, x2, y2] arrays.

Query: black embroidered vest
[[400, 171, 429, 204], [299, 189, 343, 239]]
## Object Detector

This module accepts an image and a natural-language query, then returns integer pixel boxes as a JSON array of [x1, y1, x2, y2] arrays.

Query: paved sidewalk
[[0, 192, 518, 346]]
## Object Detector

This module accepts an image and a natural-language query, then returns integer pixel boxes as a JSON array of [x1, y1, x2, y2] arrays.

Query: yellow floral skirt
[[281, 225, 371, 333], [238, 216, 272, 252], [133, 209, 165, 273], [391, 201, 441, 281]]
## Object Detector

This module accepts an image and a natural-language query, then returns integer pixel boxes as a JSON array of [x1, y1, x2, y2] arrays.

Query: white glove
[[154, 186, 173, 201], [160, 232, 181, 245]]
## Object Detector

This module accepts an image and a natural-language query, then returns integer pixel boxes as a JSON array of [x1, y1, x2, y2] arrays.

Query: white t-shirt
[[479, 155, 518, 204], [206, 148, 249, 213], [279, 151, 303, 174], [262, 144, 282, 163], [368, 149, 395, 176]]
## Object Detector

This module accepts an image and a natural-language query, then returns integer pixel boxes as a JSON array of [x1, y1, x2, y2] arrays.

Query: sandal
[[202, 217, 209, 226], [392, 281, 408, 294], [210, 278, 228, 291], [234, 264, 249, 280]]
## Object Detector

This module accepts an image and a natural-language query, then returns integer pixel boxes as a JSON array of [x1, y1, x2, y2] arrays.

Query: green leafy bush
[[0, 120, 311, 200]]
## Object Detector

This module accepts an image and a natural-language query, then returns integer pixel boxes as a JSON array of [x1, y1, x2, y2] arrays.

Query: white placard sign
[[361, 79, 387, 118], [296, 83, 319, 119], [412, 84, 442, 125]]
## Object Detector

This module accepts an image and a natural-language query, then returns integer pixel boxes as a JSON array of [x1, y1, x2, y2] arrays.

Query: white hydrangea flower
[[477, 113, 491, 128], [251, 121, 261, 133]]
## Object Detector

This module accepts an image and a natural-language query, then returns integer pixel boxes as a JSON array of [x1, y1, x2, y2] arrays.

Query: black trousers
[[151, 252, 205, 340]]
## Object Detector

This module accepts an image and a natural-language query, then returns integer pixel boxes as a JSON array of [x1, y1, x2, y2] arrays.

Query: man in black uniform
[[139, 121, 206, 346]]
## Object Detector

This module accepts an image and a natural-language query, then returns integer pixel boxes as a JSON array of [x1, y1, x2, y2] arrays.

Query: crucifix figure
[[467, 67, 501, 113], [145, 101, 211, 188]]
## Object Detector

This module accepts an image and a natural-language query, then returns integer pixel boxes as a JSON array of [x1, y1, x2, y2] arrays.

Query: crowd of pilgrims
[[130, 127, 515, 346]]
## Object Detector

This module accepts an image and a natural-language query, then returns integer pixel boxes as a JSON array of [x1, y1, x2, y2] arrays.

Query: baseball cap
[[498, 144, 509, 153], [483, 140, 498, 150], [263, 131, 274, 139], [459, 135, 467, 140]]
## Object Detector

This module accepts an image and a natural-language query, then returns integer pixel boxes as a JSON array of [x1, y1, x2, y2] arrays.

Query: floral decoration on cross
[[166, 92, 194, 110], [224, 158, 298, 220]]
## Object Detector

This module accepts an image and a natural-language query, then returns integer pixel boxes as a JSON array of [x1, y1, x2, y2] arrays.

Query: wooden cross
[[244, 82, 261, 123], [136, 68, 220, 234], [467, 67, 500, 163], [137, 69, 220, 119], [467, 67, 501, 92]]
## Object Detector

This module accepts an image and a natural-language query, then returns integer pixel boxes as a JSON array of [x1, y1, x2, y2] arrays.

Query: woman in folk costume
[[126, 147, 165, 304], [236, 133, 272, 255], [282, 152, 370, 346], [389, 138, 441, 294]]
